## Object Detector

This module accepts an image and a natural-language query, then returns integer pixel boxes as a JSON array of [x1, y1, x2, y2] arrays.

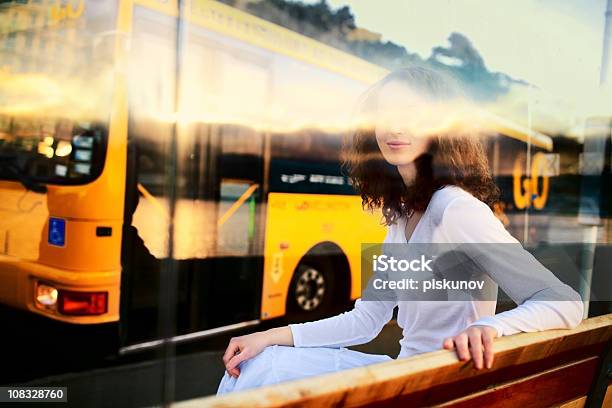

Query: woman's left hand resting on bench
[[443, 325, 498, 370], [222, 326, 294, 378]]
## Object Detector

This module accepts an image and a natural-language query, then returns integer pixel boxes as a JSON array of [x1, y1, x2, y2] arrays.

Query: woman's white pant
[[217, 345, 393, 395]]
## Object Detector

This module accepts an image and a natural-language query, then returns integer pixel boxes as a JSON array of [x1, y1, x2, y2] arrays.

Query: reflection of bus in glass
[[0, 0, 609, 353]]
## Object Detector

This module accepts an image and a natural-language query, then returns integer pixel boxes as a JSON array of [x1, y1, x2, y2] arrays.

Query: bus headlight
[[36, 283, 58, 309]]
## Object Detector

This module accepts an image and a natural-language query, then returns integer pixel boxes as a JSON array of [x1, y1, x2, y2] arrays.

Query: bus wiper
[[0, 154, 48, 194]]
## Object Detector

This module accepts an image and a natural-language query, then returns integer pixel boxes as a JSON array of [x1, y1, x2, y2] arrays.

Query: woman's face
[[375, 81, 433, 166]]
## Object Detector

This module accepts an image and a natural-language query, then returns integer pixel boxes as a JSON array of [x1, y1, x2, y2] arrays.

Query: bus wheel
[[286, 259, 337, 322]]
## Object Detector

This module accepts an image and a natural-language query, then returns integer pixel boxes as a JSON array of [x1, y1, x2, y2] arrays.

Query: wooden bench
[[177, 314, 612, 407]]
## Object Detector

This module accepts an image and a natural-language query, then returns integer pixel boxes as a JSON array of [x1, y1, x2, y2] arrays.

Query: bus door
[[174, 34, 273, 333], [173, 121, 267, 334]]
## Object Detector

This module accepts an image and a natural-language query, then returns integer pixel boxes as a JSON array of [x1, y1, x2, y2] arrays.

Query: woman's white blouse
[[288, 185, 584, 359]]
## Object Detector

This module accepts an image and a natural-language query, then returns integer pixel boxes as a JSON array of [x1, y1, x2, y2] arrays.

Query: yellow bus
[[0, 0, 563, 353]]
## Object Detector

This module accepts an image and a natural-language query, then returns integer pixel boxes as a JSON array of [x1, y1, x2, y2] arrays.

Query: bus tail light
[[58, 290, 108, 316]]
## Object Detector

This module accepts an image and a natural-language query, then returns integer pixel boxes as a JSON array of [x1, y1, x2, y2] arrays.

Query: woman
[[216, 66, 583, 395]]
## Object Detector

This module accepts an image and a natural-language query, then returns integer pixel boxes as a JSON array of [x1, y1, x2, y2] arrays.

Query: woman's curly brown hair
[[342, 66, 500, 226]]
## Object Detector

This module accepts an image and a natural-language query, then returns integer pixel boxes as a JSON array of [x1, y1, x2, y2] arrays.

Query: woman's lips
[[386, 140, 411, 150]]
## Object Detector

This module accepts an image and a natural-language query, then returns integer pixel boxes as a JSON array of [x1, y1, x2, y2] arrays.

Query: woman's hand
[[222, 331, 270, 378], [442, 325, 498, 370], [222, 326, 294, 378]]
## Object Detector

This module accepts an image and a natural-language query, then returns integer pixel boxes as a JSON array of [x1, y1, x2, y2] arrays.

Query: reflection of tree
[[218, 0, 527, 101], [222, 0, 356, 38], [431, 33, 486, 72], [428, 33, 528, 101]]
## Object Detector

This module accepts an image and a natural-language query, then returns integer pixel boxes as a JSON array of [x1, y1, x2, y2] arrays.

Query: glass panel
[[1, 0, 610, 406], [170, 0, 610, 402], [1, 0, 179, 406]]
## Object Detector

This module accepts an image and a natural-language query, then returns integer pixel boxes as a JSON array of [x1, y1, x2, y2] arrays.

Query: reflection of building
[[346, 27, 382, 43], [1, 0, 83, 75], [234, 0, 260, 8]]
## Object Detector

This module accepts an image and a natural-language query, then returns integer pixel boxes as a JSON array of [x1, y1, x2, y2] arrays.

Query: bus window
[[218, 179, 259, 256]]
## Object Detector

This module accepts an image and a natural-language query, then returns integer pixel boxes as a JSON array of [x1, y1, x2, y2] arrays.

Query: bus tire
[[286, 256, 344, 322]]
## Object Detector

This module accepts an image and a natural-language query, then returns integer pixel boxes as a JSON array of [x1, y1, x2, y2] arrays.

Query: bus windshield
[[0, 115, 107, 186]]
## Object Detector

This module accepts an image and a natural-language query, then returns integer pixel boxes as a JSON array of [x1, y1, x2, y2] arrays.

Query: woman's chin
[[382, 153, 417, 167]]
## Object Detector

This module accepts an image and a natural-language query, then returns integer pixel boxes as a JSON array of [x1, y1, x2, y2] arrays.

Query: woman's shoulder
[[429, 185, 517, 243], [428, 185, 489, 225]]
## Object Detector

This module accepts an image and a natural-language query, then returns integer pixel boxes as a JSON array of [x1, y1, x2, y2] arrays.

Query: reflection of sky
[[314, 0, 608, 109]]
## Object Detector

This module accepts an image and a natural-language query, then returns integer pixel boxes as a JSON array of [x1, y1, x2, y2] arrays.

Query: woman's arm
[[439, 195, 584, 368], [289, 297, 396, 347], [223, 228, 398, 377]]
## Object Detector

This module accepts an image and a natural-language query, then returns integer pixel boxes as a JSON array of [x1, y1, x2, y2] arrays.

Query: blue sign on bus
[[48, 218, 66, 247]]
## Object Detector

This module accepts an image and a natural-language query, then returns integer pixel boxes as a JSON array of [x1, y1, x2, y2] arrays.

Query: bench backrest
[[177, 314, 612, 408]]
